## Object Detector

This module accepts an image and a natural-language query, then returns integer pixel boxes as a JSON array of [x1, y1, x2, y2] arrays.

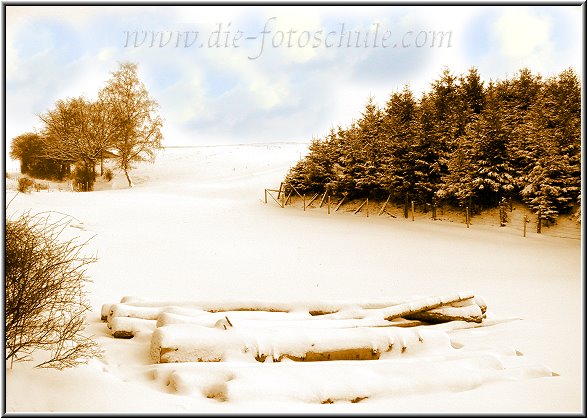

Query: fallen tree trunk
[[150, 323, 441, 364], [380, 292, 476, 321], [404, 299, 483, 323]]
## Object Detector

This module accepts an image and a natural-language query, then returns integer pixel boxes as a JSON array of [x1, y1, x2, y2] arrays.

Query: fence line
[[263, 188, 581, 240]]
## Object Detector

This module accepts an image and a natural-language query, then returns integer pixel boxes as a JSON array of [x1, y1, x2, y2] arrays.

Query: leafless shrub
[[17, 177, 34, 193], [103, 168, 114, 182], [5, 211, 101, 369]]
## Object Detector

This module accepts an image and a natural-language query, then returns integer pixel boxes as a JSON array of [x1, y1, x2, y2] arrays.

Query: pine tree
[[380, 86, 420, 200], [467, 87, 515, 208], [500, 68, 543, 183], [439, 135, 475, 207], [284, 135, 335, 194], [459, 67, 485, 116], [412, 92, 446, 204], [440, 67, 488, 209], [352, 97, 384, 196], [429, 67, 465, 151], [519, 69, 581, 222]]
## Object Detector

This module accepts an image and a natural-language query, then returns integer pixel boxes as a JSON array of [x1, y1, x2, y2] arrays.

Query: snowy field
[[4, 143, 583, 413]]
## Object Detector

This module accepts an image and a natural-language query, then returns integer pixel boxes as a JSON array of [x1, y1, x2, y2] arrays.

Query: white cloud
[[262, 8, 323, 64], [98, 48, 117, 62], [3, 5, 582, 148], [494, 7, 553, 65]]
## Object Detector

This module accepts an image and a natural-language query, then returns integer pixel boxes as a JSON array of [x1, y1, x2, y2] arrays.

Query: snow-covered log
[[100, 304, 112, 321], [105, 292, 487, 339], [150, 324, 452, 364], [110, 316, 157, 339], [405, 299, 483, 323], [380, 292, 476, 321], [107, 303, 164, 329]]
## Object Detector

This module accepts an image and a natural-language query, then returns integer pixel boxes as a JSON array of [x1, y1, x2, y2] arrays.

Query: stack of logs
[[102, 292, 487, 364]]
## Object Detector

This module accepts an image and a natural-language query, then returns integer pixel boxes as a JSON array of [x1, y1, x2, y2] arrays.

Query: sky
[[2, 4, 584, 152]]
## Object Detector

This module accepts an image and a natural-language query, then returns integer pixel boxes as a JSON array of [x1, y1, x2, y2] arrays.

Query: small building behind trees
[[10, 132, 72, 180], [10, 131, 120, 187]]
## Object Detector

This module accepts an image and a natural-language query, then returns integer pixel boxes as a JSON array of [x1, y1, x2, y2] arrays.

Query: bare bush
[[103, 168, 114, 182], [17, 177, 34, 193], [5, 212, 101, 369]]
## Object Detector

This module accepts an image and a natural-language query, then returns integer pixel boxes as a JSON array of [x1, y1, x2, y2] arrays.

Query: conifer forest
[[284, 67, 581, 223]]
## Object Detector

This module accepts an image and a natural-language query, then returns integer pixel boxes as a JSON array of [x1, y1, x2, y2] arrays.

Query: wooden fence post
[[319, 191, 327, 208], [306, 193, 320, 208], [354, 198, 369, 215], [523, 215, 528, 237], [328, 195, 331, 214], [378, 194, 391, 216], [404, 193, 409, 219], [466, 207, 470, 228], [411, 201, 415, 221], [303, 194, 306, 211], [468, 196, 472, 217], [334, 196, 346, 212], [264, 189, 267, 204]]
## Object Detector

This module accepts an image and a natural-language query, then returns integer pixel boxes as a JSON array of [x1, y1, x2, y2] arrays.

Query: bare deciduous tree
[[39, 97, 117, 173], [99, 62, 164, 187], [5, 211, 101, 369]]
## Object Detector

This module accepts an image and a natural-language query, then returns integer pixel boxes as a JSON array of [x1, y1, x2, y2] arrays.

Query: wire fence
[[265, 184, 581, 241]]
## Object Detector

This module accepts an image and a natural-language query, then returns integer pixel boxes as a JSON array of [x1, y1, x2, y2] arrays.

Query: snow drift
[[4, 143, 582, 413]]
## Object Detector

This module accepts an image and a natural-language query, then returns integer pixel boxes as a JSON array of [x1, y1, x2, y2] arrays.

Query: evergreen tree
[[285, 134, 336, 194], [439, 135, 474, 207], [459, 67, 485, 116], [352, 97, 384, 196], [467, 87, 515, 208], [499, 68, 543, 183], [441, 67, 487, 208], [429, 67, 465, 151], [380, 86, 420, 200], [519, 69, 581, 221], [413, 92, 446, 204]]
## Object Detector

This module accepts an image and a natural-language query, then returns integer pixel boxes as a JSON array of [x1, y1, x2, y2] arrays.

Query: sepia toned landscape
[[3, 4, 583, 414]]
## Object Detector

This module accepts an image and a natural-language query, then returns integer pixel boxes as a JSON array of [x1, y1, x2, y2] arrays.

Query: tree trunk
[[124, 169, 134, 188], [380, 292, 476, 321], [404, 299, 483, 323]]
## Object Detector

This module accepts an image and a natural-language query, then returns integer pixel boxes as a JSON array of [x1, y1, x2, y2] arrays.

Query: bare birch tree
[[99, 62, 163, 187]]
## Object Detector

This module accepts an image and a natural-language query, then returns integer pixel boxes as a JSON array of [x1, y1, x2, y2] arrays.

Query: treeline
[[9, 62, 163, 190], [284, 67, 581, 223]]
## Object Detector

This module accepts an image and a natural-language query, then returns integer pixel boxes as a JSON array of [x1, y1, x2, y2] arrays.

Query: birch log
[[380, 292, 475, 321]]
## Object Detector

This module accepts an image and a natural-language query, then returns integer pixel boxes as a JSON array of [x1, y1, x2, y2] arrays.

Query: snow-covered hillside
[[4, 143, 583, 413]]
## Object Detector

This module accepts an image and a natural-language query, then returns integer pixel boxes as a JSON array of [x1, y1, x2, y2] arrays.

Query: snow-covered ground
[[4, 143, 583, 413]]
